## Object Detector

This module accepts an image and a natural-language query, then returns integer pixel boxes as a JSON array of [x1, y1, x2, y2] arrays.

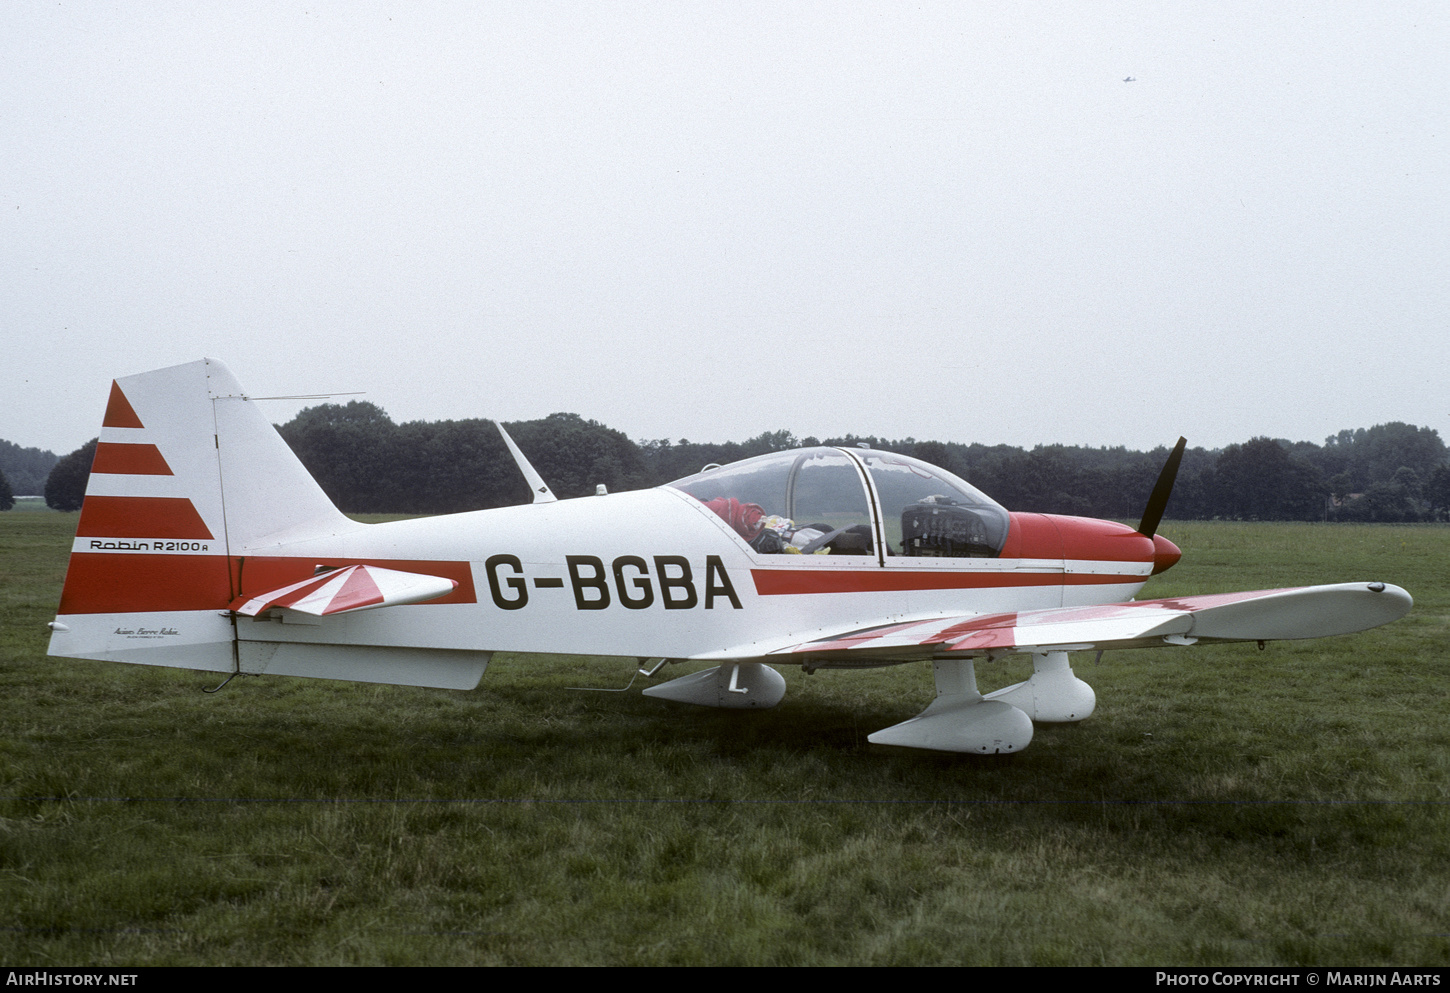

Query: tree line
[[0, 438, 59, 508], [18, 407, 1450, 523]]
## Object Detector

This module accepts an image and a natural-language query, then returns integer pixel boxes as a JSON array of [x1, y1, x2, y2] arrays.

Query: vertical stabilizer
[[49, 359, 360, 672]]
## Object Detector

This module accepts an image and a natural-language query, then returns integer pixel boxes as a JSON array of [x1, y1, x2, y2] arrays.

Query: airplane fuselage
[[55, 484, 1159, 672]]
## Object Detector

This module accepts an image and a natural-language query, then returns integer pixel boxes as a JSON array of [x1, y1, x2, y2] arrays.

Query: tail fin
[[50, 358, 360, 671]]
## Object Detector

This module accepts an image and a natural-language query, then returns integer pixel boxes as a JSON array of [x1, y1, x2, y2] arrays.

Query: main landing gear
[[868, 652, 1096, 754], [641, 651, 1095, 754]]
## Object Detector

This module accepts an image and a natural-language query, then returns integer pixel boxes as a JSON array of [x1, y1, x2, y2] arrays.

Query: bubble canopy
[[667, 448, 1011, 558]]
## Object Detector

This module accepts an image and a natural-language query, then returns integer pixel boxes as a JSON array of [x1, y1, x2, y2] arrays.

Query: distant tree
[[1214, 438, 1326, 520], [506, 413, 646, 499], [1426, 464, 1450, 521], [389, 418, 521, 513], [1167, 456, 1215, 521], [1327, 471, 1356, 503], [0, 466, 13, 511], [1015, 446, 1081, 514], [46, 438, 98, 511], [278, 401, 397, 512], [954, 443, 1029, 506], [1392, 466, 1424, 505], [742, 429, 799, 453], [274, 400, 1447, 521], [910, 441, 959, 476], [1320, 423, 1446, 492], [1336, 480, 1421, 523], [0, 439, 59, 496]]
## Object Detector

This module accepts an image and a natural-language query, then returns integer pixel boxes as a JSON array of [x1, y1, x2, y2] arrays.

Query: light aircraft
[[48, 359, 1413, 754]]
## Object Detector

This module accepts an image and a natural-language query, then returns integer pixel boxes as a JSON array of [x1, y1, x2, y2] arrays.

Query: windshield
[[857, 450, 1009, 558]]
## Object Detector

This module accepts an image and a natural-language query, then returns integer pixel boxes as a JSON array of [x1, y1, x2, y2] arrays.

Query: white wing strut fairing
[[48, 359, 1414, 755]]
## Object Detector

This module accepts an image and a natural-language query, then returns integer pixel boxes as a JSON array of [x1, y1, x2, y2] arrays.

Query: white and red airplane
[[48, 359, 1413, 754]]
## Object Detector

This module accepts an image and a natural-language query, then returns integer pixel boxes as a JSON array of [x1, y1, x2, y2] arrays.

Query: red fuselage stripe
[[750, 569, 1142, 595], [58, 554, 479, 614], [59, 554, 234, 613]]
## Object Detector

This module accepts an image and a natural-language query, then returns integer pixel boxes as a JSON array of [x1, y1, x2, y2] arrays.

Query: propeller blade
[[1137, 437, 1187, 539]]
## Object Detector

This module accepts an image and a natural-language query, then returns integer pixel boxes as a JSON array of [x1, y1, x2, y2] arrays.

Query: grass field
[[1, 511, 1447, 965]]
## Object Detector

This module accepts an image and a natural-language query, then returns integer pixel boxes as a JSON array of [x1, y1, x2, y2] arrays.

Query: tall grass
[[2, 512, 1447, 964]]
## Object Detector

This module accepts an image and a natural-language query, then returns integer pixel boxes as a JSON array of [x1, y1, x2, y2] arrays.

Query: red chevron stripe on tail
[[75, 496, 214, 539], [91, 442, 173, 475], [102, 381, 144, 428]]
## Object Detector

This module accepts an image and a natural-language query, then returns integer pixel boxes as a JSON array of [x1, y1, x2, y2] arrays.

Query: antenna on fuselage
[[496, 422, 558, 504]]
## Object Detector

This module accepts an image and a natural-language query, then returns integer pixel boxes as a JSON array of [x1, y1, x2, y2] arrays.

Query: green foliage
[[276, 403, 652, 514], [387, 418, 525, 514], [637, 430, 805, 484], [274, 401, 398, 512], [1214, 438, 1326, 520], [272, 402, 1447, 522], [0, 466, 13, 511], [0, 439, 58, 496], [44, 438, 96, 511], [1321, 423, 1447, 492], [1336, 480, 1422, 523], [1427, 465, 1450, 521], [505, 413, 646, 499]]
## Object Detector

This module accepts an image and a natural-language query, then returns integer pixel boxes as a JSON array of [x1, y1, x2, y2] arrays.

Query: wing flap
[[763, 582, 1411, 663], [230, 564, 458, 617]]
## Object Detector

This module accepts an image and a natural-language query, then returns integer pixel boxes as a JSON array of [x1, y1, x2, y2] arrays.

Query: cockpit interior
[[668, 447, 1010, 559]]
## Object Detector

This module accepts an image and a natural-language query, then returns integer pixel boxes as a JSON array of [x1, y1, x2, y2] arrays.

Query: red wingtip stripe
[[102, 382, 144, 428], [91, 442, 173, 476], [76, 496, 215, 539]]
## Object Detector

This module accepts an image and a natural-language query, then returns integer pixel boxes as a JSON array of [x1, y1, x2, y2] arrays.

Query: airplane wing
[[760, 582, 1412, 665], [229, 564, 458, 617]]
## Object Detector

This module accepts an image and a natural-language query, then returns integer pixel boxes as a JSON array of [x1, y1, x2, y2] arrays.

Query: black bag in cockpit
[[901, 501, 996, 558]]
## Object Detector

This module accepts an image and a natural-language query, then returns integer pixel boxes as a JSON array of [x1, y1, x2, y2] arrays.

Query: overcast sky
[[4, 2, 1446, 459]]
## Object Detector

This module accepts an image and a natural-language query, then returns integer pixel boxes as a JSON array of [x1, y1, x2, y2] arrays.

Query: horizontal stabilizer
[[230, 564, 458, 617], [773, 582, 1413, 663]]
